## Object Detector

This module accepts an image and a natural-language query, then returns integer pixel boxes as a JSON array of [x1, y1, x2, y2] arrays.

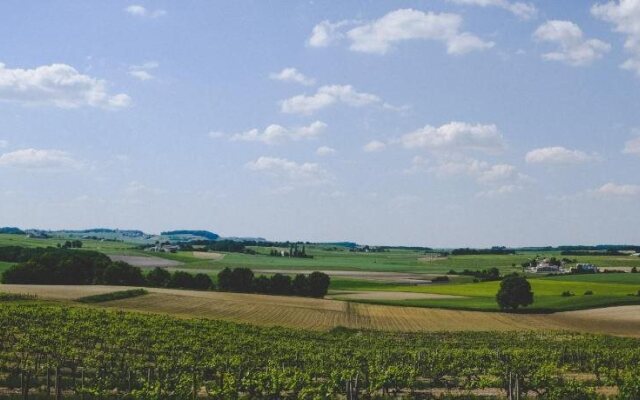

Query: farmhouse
[[532, 258, 563, 273], [572, 263, 598, 273]]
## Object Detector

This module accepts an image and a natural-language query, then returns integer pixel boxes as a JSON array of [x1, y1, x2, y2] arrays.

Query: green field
[[4, 233, 640, 313], [348, 275, 640, 312]]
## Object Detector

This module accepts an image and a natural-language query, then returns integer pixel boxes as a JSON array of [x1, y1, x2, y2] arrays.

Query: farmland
[[3, 284, 640, 337], [0, 303, 640, 398]]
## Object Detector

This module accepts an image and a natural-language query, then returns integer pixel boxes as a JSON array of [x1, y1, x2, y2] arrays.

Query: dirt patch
[[108, 255, 182, 268], [0, 284, 127, 300], [327, 291, 464, 301], [191, 251, 225, 261]]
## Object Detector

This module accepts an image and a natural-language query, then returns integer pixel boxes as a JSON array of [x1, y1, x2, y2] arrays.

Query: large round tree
[[496, 276, 534, 310]]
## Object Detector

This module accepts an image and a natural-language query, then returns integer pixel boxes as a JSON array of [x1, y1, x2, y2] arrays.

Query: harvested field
[[192, 251, 225, 261], [327, 290, 464, 301], [108, 255, 182, 268], [2, 284, 639, 336]]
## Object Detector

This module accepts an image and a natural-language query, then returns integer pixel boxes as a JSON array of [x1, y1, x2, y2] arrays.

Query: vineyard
[[1, 304, 640, 399]]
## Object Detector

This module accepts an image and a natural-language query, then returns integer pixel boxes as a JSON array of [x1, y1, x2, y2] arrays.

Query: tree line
[[217, 267, 329, 297], [0, 246, 330, 297]]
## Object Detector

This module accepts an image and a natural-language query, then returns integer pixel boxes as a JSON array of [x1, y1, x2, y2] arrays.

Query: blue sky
[[1, 0, 640, 247]]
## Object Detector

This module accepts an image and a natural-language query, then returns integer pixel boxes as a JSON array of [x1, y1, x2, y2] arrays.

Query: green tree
[[307, 272, 330, 298], [146, 267, 171, 287], [496, 276, 533, 310]]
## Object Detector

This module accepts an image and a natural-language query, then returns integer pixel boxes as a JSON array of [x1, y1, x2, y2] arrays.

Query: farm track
[[2, 284, 640, 336]]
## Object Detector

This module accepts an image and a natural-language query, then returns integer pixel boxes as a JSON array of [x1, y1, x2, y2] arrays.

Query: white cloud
[[448, 0, 537, 20], [476, 184, 523, 198], [129, 61, 159, 81], [623, 136, 640, 155], [429, 158, 520, 183], [595, 182, 640, 197], [230, 121, 327, 145], [316, 146, 336, 156], [309, 9, 493, 55], [533, 20, 610, 66], [0, 149, 81, 170], [397, 122, 506, 154], [280, 84, 384, 115], [363, 140, 386, 152], [245, 156, 330, 184], [269, 68, 315, 86], [308, 20, 356, 47], [0, 62, 130, 109], [525, 146, 597, 165], [592, 0, 640, 76], [125, 5, 166, 18], [347, 9, 494, 55]]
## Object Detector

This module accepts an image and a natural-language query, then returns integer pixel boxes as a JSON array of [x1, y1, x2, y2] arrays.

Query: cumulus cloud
[[397, 122, 506, 154], [363, 140, 387, 152], [592, 0, 640, 76], [0, 149, 81, 170], [595, 182, 640, 197], [125, 5, 166, 18], [533, 20, 610, 66], [280, 84, 385, 115], [525, 146, 598, 165], [316, 146, 336, 156], [269, 68, 315, 86], [245, 156, 331, 184], [623, 136, 640, 155], [129, 61, 158, 81], [229, 121, 327, 145], [308, 9, 494, 55], [308, 20, 356, 47], [0, 62, 130, 109], [447, 0, 537, 20], [429, 158, 520, 183]]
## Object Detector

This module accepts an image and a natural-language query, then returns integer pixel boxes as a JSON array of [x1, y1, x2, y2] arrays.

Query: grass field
[[351, 275, 640, 312], [1, 283, 639, 337]]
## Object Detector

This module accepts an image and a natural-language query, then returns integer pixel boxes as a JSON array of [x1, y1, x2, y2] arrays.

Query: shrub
[[561, 291, 575, 297], [431, 276, 449, 283], [584, 290, 594, 296]]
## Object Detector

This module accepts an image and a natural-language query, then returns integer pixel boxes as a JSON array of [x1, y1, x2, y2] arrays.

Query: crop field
[[3, 283, 640, 337], [2, 304, 640, 399]]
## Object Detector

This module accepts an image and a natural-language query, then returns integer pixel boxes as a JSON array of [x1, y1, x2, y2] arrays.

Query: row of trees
[[0, 246, 329, 298], [217, 267, 330, 297]]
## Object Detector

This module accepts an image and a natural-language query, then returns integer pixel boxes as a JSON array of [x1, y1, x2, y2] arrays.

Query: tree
[[146, 267, 171, 287], [253, 275, 271, 294], [192, 273, 214, 290], [307, 272, 330, 298], [217, 267, 233, 291], [496, 276, 534, 310], [102, 262, 146, 286], [168, 271, 196, 289], [269, 274, 292, 295], [229, 268, 254, 292], [291, 274, 309, 296]]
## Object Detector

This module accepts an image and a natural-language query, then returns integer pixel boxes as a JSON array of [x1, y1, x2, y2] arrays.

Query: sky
[[1, 0, 640, 247]]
